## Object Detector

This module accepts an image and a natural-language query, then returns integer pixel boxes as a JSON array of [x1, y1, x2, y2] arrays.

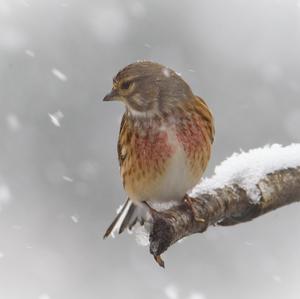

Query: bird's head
[[103, 61, 193, 117]]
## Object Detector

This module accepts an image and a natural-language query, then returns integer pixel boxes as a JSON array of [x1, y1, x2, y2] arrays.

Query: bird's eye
[[120, 80, 132, 90]]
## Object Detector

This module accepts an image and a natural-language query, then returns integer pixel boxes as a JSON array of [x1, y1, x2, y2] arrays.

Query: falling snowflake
[[48, 110, 64, 127], [0, 252, 4, 259], [164, 285, 179, 299], [38, 294, 51, 299], [188, 292, 206, 299], [62, 176, 73, 182], [0, 184, 11, 210], [25, 49, 35, 57], [71, 215, 79, 223], [52, 68, 68, 82], [6, 114, 21, 131]]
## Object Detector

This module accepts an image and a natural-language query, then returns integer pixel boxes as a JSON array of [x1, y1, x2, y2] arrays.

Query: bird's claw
[[183, 195, 206, 223]]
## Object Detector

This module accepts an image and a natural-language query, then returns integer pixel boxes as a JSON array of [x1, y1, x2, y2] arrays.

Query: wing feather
[[117, 113, 128, 168], [195, 96, 215, 144]]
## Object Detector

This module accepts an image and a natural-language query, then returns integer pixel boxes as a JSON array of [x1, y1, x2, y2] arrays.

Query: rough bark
[[149, 167, 300, 263]]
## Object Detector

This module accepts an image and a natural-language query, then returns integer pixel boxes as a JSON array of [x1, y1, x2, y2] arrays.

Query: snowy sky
[[0, 0, 300, 299]]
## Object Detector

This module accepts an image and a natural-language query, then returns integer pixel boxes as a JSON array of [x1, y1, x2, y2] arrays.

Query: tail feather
[[119, 202, 137, 234], [103, 199, 145, 239], [103, 199, 131, 239]]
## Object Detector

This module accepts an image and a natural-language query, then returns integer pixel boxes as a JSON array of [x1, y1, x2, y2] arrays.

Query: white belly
[[148, 129, 193, 204]]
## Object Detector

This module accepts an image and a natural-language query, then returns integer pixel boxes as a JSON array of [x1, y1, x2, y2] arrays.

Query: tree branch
[[149, 166, 300, 263]]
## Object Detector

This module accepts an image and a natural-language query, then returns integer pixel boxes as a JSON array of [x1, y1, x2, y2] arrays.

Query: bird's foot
[[143, 201, 176, 222], [183, 195, 205, 223]]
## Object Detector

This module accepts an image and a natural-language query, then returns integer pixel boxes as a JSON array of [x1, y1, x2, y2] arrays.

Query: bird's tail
[[103, 198, 146, 239]]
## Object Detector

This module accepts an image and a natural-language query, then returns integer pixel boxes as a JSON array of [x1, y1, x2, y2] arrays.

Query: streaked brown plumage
[[103, 61, 214, 245]]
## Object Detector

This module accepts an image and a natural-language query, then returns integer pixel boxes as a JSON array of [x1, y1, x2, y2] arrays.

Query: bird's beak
[[102, 89, 119, 102]]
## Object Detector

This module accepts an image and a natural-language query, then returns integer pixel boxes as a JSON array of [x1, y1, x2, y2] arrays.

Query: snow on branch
[[148, 144, 300, 266]]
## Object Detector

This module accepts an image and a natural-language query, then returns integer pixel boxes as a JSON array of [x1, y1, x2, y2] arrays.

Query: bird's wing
[[102, 113, 146, 238], [195, 95, 215, 144], [117, 112, 128, 169]]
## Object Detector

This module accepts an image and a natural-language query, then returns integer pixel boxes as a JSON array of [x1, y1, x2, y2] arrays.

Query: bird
[[103, 61, 214, 265]]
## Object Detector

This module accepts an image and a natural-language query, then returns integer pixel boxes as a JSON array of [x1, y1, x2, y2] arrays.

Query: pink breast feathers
[[175, 118, 205, 157], [133, 129, 174, 167]]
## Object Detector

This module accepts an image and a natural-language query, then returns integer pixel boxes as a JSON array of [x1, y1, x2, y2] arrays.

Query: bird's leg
[[142, 201, 160, 218], [142, 201, 176, 222], [183, 194, 205, 223]]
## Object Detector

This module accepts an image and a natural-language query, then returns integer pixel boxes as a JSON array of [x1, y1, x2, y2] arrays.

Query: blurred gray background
[[0, 0, 300, 298]]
